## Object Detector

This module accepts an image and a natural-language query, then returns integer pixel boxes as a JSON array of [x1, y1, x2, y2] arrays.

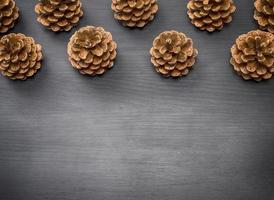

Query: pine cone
[[187, 0, 236, 32], [35, 0, 83, 32], [111, 0, 159, 28], [0, 0, 19, 33], [230, 30, 274, 81], [67, 26, 117, 76], [150, 30, 198, 78], [254, 0, 274, 33], [0, 33, 43, 80]]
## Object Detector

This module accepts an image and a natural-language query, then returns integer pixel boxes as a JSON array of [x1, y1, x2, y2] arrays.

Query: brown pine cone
[[34, 0, 83, 32], [230, 30, 274, 81], [254, 0, 274, 33], [0, 33, 43, 80], [111, 0, 159, 28], [67, 26, 117, 76], [0, 0, 19, 33], [150, 30, 198, 78], [187, 0, 236, 32]]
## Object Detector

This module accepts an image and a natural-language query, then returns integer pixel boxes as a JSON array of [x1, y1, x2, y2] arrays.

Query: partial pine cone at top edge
[[111, 0, 159, 28], [0, 33, 43, 80], [67, 26, 117, 76], [254, 0, 274, 34], [230, 30, 274, 81], [150, 30, 198, 78], [187, 0, 236, 32], [34, 0, 83, 32], [0, 0, 19, 33]]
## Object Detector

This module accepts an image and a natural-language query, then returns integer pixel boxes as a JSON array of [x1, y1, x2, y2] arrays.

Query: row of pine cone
[[1, 0, 273, 33], [0, 0, 273, 81]]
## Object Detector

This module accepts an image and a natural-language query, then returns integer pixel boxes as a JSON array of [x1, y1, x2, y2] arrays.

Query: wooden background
[[0, 0, 274, 200]]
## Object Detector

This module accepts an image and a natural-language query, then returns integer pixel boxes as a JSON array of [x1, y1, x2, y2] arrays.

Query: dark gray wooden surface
[[0, 1, 274, 200]]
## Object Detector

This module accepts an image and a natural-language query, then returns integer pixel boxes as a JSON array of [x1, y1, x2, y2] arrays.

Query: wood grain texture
[[0, 1, 274, 200]]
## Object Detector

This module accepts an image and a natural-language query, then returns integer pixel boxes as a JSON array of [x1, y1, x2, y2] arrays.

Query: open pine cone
[[254, 0, 274, 33], [150, 30, 198, 78], [35, 0, 83, 32], [230, 30, 274, 81], [0, 33, 43, 80], [111, 0, 159, 28], [187, 0, 236, 32], [67, 26, 117, 76], [0, 0, 19, 33]]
